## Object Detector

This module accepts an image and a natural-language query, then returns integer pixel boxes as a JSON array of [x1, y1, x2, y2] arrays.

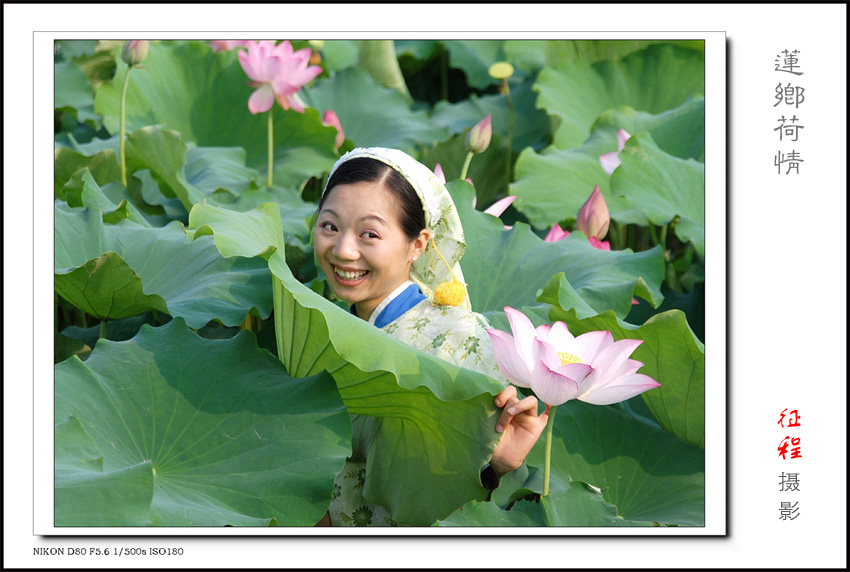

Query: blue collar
[[350, 282, 426, 328]]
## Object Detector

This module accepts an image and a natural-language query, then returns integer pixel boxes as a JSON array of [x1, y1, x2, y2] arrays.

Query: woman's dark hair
[[319, 157, 426, 241]]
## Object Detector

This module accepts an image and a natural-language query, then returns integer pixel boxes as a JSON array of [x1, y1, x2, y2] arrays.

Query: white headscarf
[[323, 147, 471, 310]]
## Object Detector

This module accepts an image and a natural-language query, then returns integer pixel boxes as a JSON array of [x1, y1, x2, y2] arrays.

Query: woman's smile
[[331, 264, 370, 285]]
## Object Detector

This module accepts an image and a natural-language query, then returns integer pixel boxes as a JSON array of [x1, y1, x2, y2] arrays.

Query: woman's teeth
[[335, 267, 367, 280]]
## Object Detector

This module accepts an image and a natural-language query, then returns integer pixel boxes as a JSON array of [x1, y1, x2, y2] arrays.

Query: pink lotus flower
[[434, 163, 446, 183], [465, 114, 492, 154], [544, 224, 570, 242], [483, 195, 516, 217], [576, 185, 610, 240], [209, 40, 252, 53], [322, 110, 344, 150], [599, 129, 631, 175], [486, 307, 660, 406], [238, 40, 322, 115]]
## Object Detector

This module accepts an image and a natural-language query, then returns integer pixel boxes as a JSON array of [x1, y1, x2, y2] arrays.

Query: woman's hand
[[489, 385, 550, 476]]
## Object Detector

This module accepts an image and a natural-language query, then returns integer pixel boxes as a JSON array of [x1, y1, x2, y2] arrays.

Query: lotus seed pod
[[432, 280, 466, 307]]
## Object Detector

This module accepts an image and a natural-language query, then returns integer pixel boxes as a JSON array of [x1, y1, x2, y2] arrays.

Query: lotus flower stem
[[659, 223, 668, 250], [267, 111, 274, 188], [459, 151, 474, 181], [119, 65, 133, 187], [542, 404, 558, 497], [99, 319, 108, 341], [648, 223, 660, 246], [505, 88, 514, 190]]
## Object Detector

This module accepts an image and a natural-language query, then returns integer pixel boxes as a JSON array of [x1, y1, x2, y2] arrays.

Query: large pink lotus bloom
[[322, 110, 345, 150], [238, 40, 322, 115], [576, 185, 610, 240], [486, 307, 660, 406], [210, 40, 252, 53], [599, 129, 631, 175]]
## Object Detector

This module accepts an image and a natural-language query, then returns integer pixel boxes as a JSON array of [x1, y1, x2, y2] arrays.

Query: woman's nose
[[332, 232, 359, 260]]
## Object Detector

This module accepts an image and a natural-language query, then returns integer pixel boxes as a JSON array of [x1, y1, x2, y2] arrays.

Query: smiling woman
[[313, 147, 550, 526]]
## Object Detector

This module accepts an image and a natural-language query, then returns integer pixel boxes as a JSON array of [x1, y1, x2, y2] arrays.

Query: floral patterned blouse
[[327, 283, 504, 526]]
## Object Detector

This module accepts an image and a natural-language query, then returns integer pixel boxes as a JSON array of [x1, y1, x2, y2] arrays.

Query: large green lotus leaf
[[92, 41, 339, 182], [510, 97, 705, 230], [449, 181, 664, 318], [435, 480, 650, 526], [612, 133, 706, 257], [184, 145, 258, 197], [54, 207, 272, 327], [187, 202, 509, 526], [54, 146, 121, 196], [55, 416, 154, 526], [124, 126, 206, 210], [55, 318, 351, 526], [54, 60, 100, 126], [593, 97, 706, 162], [443, 40, 506, 90], [535, 44, 705, 149], [298, 67, 448, 153], [503, 40, 548, 74], [223, 187, 317, 251], [527, 400, 704, 525], [62, 168, 151, 226], [430, 81, 552, 154], [542, 302, 705, 449], [544, 40, 704, 69]]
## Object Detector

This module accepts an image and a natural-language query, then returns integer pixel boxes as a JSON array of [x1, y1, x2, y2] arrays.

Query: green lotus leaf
[[450, 181, 664, 318], [525, 400, 704, 525], [544, 39, 704, 69], [358, 40, 412, 102], [534, 44, 705, 149], [430, 81, 552, 154], [54, 145, 121, 197], [54, 60, 100, 127], [55, 416, 154, 526], [298, 67, 448, 153], [318, 40, 361, 72], [55, 206, 272, 327], [124, 126, 206, 211], [510, 97, 705, 230], [55, 318, 351, 526], [187, 201, 509, 526], [184, 145, 259, 197], [542, 302, 705, 449], [503, 40, 548, 74], [92, 41, 338, 184], [62, 168, 150, 226], [443, 40, 506, 90], [435, 480, 650, 526], [612, 133, 705, 257]]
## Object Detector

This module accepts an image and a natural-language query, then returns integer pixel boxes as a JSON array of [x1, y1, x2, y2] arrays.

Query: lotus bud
[[121, 40, 149, 67], [575, 185, 610, 239], [321, 110, 345, 150], [465, 114, 492, 154]]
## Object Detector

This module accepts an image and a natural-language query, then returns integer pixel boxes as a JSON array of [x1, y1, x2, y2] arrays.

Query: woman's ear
[[411, 228, 430, 261]]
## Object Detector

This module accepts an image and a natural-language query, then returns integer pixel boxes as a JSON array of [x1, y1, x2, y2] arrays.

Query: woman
[[313, 147, 547, 526]]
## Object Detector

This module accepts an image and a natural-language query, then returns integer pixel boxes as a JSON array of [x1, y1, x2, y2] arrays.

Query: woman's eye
[[320, 222, 337, 232], [361, 231, 380, 239]]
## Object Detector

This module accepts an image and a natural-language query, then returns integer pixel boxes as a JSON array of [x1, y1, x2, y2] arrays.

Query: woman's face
[[314, 181, 429, 320]]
